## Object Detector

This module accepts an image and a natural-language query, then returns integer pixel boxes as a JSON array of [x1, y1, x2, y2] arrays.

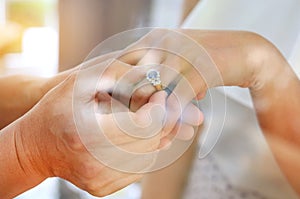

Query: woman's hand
[[115, 29, 262, 137], [118, 29, 300, 195]]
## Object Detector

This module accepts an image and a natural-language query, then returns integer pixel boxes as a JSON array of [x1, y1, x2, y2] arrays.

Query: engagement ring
[[146, 69, 163, 90]]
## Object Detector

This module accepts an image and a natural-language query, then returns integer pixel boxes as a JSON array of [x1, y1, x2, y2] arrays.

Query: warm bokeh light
[[21, 27, 58, 75], [0, 0, 58, 76]]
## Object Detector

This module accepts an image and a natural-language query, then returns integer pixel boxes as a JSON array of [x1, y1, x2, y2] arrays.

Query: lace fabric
[[183, 155, 268, 199]]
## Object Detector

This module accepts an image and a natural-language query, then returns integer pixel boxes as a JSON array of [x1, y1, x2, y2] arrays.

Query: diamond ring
[[146, 69, 163, 91]]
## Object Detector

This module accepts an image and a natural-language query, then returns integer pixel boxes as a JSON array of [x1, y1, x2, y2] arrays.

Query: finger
[[131, 29, 185, 67], [137, 49, 166, 66], [95, 112, 156, 147], [174, 123, 195, 140], [130, 52, 192, 112], [166, 121, 195, 140], [136, 32, 196, 88], [96, 91, 167, 146], [106, 62, 157, 108], [130, 84, 156, 112], [159, 101, 202, 141], [128, 48, 167, 112], [125, 31, 190, 111], [158, 137, 172, 150], [116, 91, 167, 141], [96, 91, 129, 114], [79, 58, 145, 109], [195, 91, 207, 100], [159, 122, 195, 148], [119, 29, 169, 65], [74, 59, 132, 101], [158, 122, 178, 149], [163, 70, 206, 134], [120, 65, 157, 111], [118, 133, 161, 153], [182, 102, 204, 126], [134, 91, 167, 128], [129, 65, 178, 112], [96, 91, 113, 114]]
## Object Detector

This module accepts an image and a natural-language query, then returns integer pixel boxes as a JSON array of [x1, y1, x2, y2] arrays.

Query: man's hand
[[2, 55, 202, 197]]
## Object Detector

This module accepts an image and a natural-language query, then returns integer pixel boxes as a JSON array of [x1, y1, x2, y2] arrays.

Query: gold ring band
[[154, 84, 163, 91]]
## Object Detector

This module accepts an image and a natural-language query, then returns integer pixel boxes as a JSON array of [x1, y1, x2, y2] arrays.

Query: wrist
[[242, 32, 283, 92], [181, 30, 271, 89], [20, 82, 76, 180], [0, 116, 47, 198], [17, 110, 53, 179]]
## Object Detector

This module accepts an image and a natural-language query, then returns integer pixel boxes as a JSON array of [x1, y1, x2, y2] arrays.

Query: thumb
[[135, 91, 167, 124], [133, 91, 167, 137]]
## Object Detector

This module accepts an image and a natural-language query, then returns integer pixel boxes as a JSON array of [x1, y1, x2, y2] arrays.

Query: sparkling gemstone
[[147, 70, 159, 79]]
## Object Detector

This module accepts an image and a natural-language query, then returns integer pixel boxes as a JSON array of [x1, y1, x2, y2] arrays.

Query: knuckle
[[92, 185, 116, 197], [84, 181, 103, 196], [80, 169, 106, 195], [79, 161, 101, 180], [62, 132, 86, 152], [140, 135, 161, 152], [132, 88, 150, 102], [96, 175, 142, 197]]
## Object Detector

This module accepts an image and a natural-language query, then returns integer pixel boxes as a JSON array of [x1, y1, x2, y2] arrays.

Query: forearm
[[0, 117, 46, 198], [178, 30, 300, 131], [177, 30, 264, 89], [250, 48, 300, 194], [191, 30, 300, 136], [250, 50, 300, 144], [0, 69, 73, 129], [177, 29, 300, 193]]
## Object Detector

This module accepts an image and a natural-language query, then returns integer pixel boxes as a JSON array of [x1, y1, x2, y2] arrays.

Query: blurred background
[[0, 0, 186, 198], [0, 0, 185, 76], [0, 0, 58, 76]]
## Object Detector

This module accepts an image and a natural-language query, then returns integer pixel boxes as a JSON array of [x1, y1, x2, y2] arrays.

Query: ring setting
[[146, 69, 163, 90]]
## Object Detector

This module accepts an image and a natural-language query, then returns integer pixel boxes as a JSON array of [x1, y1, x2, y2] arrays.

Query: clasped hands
[[15, 29, 272, 197], [17, 29, 210, 197]]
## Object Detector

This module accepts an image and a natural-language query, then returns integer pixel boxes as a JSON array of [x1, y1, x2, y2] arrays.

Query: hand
[[80, 53, 204, 143], [14, 62, 168, 197], [118, 29, 300, 196], [116, 29, 274, 135], [110, 29, 218, 139], [12, 54, 202, 197]]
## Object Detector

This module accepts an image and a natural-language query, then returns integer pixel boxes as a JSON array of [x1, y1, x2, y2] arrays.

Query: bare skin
[[181, 0, 200, 22], [0, 71, 72, 129], [125, 30, 300, 198], [0, 74, 166, 198], [0, 51, 202, 198], [0, 29, 299, 198]]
